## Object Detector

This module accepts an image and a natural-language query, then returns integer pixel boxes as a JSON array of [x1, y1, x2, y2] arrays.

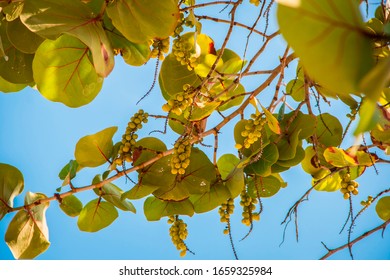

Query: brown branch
[[195, 15, 268, 37], [320, 220, 390, 260], [181, 1, 234, 11]]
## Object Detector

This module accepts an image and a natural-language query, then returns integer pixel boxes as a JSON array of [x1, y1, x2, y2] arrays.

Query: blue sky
[[0, 2, 389, 260]]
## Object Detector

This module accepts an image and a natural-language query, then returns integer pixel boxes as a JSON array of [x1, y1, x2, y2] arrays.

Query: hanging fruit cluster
[[235, 113, 266, 150], [115, 110, 148, 165], [340, 172, 359, 199], [168, 215, 189, 257], [162, 84, 195, 116], [219, 198, 235, 235], [150, 38, 170, 61], [240, 190, 260, 226], [170, 137, 192, 175]]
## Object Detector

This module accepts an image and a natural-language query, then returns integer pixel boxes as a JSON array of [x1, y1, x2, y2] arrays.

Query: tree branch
[[320, 220, 390, 260]]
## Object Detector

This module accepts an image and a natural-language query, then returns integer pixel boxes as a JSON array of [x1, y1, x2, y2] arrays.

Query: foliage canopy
[[1, 0, 390, 259]]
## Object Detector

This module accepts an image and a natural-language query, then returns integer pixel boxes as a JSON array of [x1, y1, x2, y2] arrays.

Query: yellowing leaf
[[77, 199, 118, 232], [376, 196, 390, 221], [0, 163, 24, 221], [33, 35, 104, 108], [5, 192, 50, 259], [75, 126, 118, 168], [261, 104, 281, 134], [21, 0, 114, 77]]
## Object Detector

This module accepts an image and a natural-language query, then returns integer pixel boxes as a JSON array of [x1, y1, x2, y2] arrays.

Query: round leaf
[[5, 192, 50, 259], [77, 198, 118, 232], [143, 197, 194, 221], [106, 0, 179, 44], [75, 126, 118, 168], [316, 113, 343, 147], [376, 196, 390, 221], [59, 195, 83, 217], [33, 35, 104, 107], [6, 18, 44, 54]]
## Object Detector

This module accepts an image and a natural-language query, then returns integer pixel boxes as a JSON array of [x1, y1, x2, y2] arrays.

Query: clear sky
[[0, 1, 389, 260]]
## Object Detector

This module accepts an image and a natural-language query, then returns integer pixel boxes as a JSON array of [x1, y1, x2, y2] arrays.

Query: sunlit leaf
[[277, 145, 305, 167], [277, 0, 374, 95], [313, 171, 341, 192], [77, 198, 118, 232], [33, 35, 104, 107], [122, 184, 159, 200], [106, 0, 179, 44], [216, 82, 245, 112], [0, 163, 24, 221], [218, 154, 245, 199], [286, 79, 305, 102], [22, 0, 114, 76], [261, 104, 281, 134], [2, 1, 23, 21], [5, 192, 50, 259], [143, 196, 194, 221], [59, 195, 83, 217], [75, 126, 118, 168], [376, 196, 390, 221]]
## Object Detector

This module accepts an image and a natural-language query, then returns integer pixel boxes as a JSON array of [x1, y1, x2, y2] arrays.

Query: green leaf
[[104, 15, 150, 67], [219, 48, 246, 75], [159, 53, 201, 99], [77, 198, 118, 232], [190, 181, 231, 213], [245, 143, 279, 176], [376, 196, 390, 221], [133, 137, 167, 167], [0, 75, 28, 93], [143, 148, 215, 201], [277, 145, 305, 167], [5, 192, 50, 259], [21, 0, 114, 76], [93, 182, 136, 213], [33, 35, 104, 107], [59, 195, 83, 217], [354, 99, 381, 136], [122, 184, 159, 200], [277, 0, 374, 95], [286, 79, 305, 102], [6, 18, 44, 54], [248, 175, 283, 198], [0, 163, 24, 221], [217, 154, 244, 198], [75, 126, 118, 168], [276, 129, 301, 161], [316, 113, 343, 147], [58, 160, 79, 186], [217, 154, 240, 180], [143, 196, 194, 221], [0, 22, 34, 84], [216, 82, 245, 111], [106, 0, 179, 44], [301, 146, 329, 178]]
